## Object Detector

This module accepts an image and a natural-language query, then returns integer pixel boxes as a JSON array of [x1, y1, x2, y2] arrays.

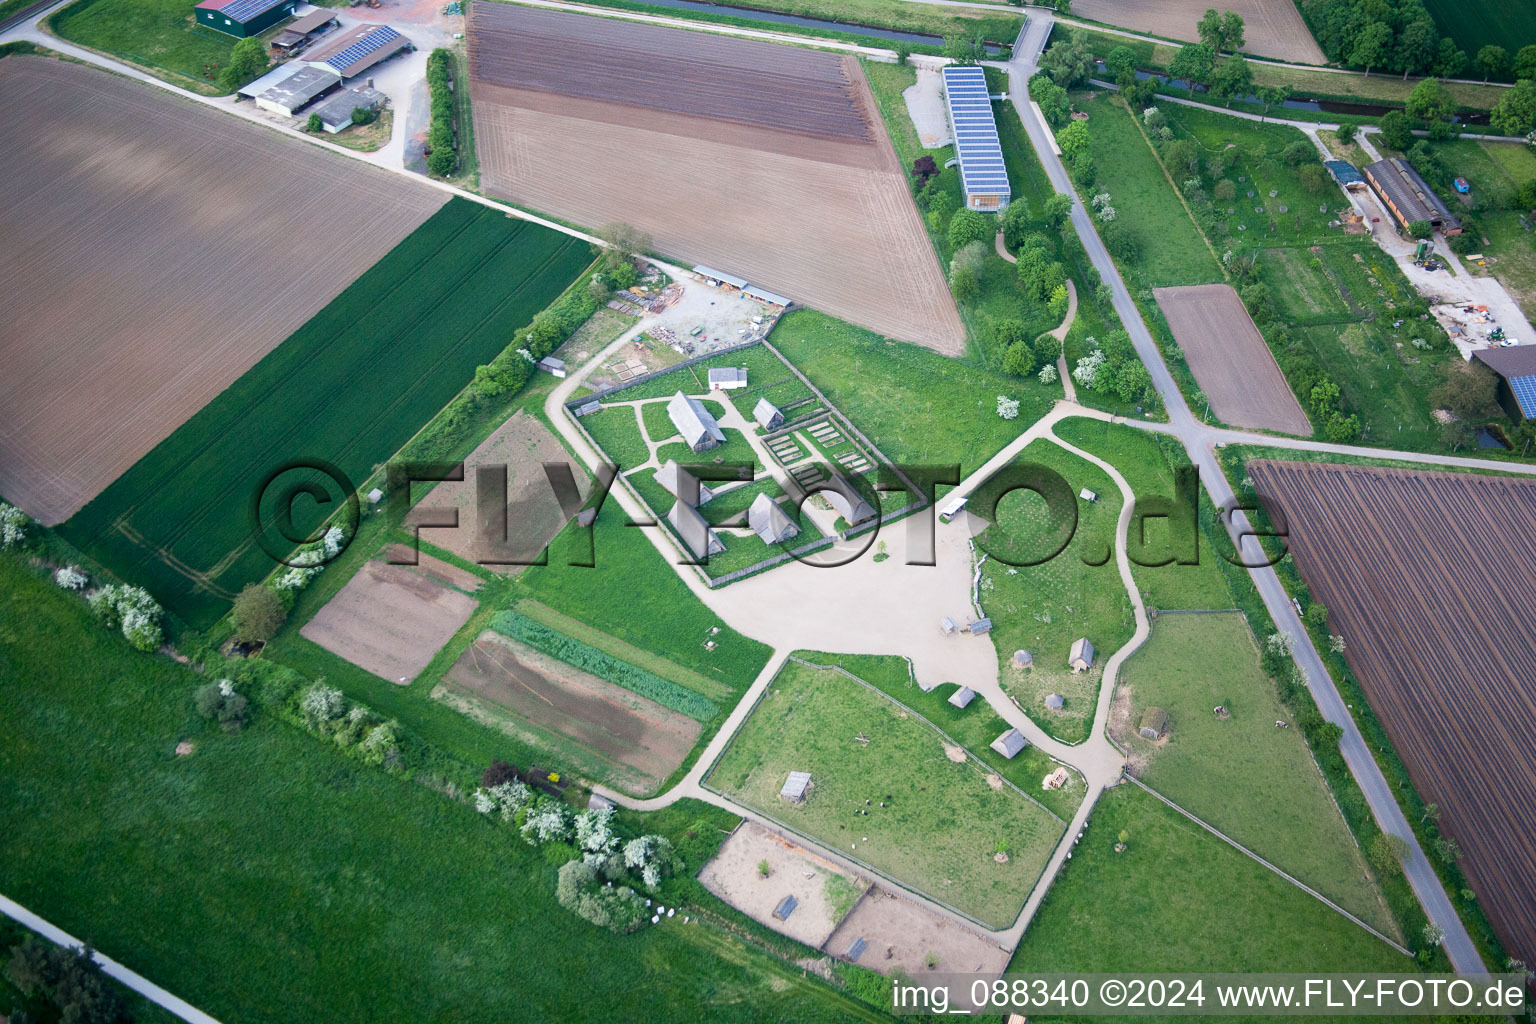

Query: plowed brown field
[[1070, 0, 1326, 64], [467, 4, 963, 353], [0, 57, 444, 524], [1249, 459, 1536, 967]]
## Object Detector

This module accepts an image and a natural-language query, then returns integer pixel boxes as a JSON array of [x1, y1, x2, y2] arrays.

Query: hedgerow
[[426, 49, 456, 177]]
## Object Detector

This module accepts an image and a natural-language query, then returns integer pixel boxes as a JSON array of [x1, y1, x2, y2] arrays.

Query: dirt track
[[1071, 0, 1326, 65], [467, 5, 964, 354], [1250, 460, 1536, 968], [0, 58, 444, 525], [1155, 284, 1311, 436]]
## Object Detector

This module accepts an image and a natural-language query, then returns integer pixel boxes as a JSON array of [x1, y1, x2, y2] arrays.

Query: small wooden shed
[[1069, 637, 1095, 672], [1139, 707, 1169, 740]]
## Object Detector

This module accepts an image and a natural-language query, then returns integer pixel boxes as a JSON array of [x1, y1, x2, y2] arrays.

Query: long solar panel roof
[[322, 25, 400, 71], [941, 66, 1009, 199], [206, 0, 285, 22], [1510, 375, 1536, 418]]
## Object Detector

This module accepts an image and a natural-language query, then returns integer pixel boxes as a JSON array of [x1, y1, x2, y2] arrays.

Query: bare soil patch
[[1070, 0, 1325, 64], [1154, 284, 1311, 435], [1250, 460, 1536, 967], [380, 545, 484, 592], [467, 5, 963, 353], [824, 886, 1009, 978], [699, 821, 871, 948], [300, 560, 477, 684], [441, 631, 701, 792], [408, 411, 585, 571], [0, 57, 443, 524]]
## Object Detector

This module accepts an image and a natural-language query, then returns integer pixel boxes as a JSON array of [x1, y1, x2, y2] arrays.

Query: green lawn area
[[0, 554, 885, 1024], [51, 0, 246, 94], [1423, 0, 1536, 73], [1114, 613, 1399, 939], [582, 404, 654, 469], [974, 439, 1134, 743], [1078, 93, 1222, 289], [1052, 418, 1235, 613], [655, 430, 762, 478], [708, 660, 1064, 928], [1009, 785, 1413, 997], [60, 199, 591, 628], [640, 395, 728, 444], [769, 310, 1053, 471]]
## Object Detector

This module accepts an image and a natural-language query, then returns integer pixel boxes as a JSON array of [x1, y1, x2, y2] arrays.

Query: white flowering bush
[[996, 395, 1020, 420], [474, 789, 497, 814], [1091, 191, 1113, 210], [1073, 349, 1106, 388], [88, 584, 164, 651], [291, 525, 348, 569], [0, 502, 30, 549], [54, 566, 89, 590], [1410, 337, 1430, 350], [1329, 634, 1347, 654], [1265, 632, 1295, 657], [575, 806, 620, 857], [300, 683, 346, 726], [484, 780, 533, 821], [622, 834, 677, 889], [1095, 204, 1117, 223], [521, 799, 574, 845], [1038, 363, 1059, 385]]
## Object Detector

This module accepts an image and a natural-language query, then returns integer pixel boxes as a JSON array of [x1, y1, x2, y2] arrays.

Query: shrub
[[0, 501, 29, 548], [555, 859, 648, 932], [87, 584, 164, 651], [351, 105, 377, 126], [194, 679, 251, 733], [1002, 339, 1038, 377], [1101, 220, 1139, 262], [300, 683, 346, 727], [54, 565, 88, 590], [425, 48, 457, 177], [1368, 832, 1410, 876], [232, 583, 287, 642], [4, 936, 127, 1024], [1379, 110, 1413, 150], [358, 719, 401, 765], [946, 208, 991, 250], [306, 113, 322, 133]]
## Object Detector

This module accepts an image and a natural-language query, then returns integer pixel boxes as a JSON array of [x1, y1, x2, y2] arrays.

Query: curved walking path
[[1050, 278, 1079, 403]]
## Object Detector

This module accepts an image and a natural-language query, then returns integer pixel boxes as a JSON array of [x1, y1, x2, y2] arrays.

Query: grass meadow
[[61, 199, 591, 629], [0, 554, 887, 1023], [1009, 785, 1413, 990], [708, 660, 1063, 928], [51, 0, 239, 93], [1114, 613, 1399, 939]]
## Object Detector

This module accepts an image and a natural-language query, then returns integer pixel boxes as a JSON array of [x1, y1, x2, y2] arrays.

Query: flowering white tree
[[1329, 634, 1347, 654], [1265, 632, 1295, 657], [521, 800, 574, 845], [996, 395, 1020, 420], [55, 566, 89, 590], [1038, 363, 1059, 385], [300, 683, 346, 726], [1095, 204, 1117, 223], [622, 835, 676, 888], [0, 502, 28, 549], [87, 584, 164, 651], [1073, 349, 1106, 388], [575, 806, 620, 856]]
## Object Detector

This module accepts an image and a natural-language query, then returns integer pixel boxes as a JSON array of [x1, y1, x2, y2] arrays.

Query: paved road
[[1008, 12, 1485, 973]]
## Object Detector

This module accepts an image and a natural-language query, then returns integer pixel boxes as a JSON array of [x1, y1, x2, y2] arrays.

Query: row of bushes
[[425, 49, 456, 177], [491, 611, 719, 720]]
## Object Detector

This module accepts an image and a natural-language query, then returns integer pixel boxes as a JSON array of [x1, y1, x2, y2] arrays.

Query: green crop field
[[51, 0, 239, 93], [61, 199, 591, 628], [708, 660, 1064, 928], [1424, 0, 1536, 68], [0, 554, 885, 1023], [1010, 785, 1412, 981], [1115, 613, 1399, 938], [974, 439, 1135, 743]]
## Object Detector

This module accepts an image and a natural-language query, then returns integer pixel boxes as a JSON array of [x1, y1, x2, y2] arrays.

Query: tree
[[306, 112, 322, 132], [1120, 67, 1158, 108], [947, 208, 990, 249], [1304, 602, 1329, 630], [1368, 832, 1411, 876], [1349, 21, 1392, 77], [1491, 79, 1536, 137], [1299, 162, 1329, 193], [1210, 54, 1254, 107], [1197, 8, 1243, 53], [1040, 32, 1094, 88], [943, 33, 984, 65], [1379, 110, 1414, 150], [1057, 119, 1091, 161], [1394, 18, 1437, 81], [598, 222, 651, 256], [1476, 44, 1508, 83], [1101, 220, 1139, 262], [1032, 78, 1072, 128], [949, 264, 978, 301], [1169, 43, 1215, 92], [1433, 362, 1500, 420], [1220, 10, 1245, 53], [1432, 38, 1467, 79], [1002, 339, 1038, 377], [1196, 8, 1225, 51], [232, 583, 286, 642], [1516, 44, 1536, 81], [912, 154, 938, 185], [1281, 139, 1315, 166], [1256, 85, 1291, 123], [1104, 44, 1138, 80], [1214, 177, 1236, 202], [1335, 121, 1358, 145], [1163, 138, 1199, 175], [1043, 192, 1073, 229], [1406, 77, 1457, 137], [219, 35, 268, 92], [1001, 199, 1033, 249], [427, 144, 457, 177]]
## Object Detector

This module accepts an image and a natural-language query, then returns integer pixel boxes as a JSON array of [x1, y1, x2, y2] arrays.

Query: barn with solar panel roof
[[1473, 346, 1536, 422], [195, 0, 296, 38], [939, 65, 1010, 212]]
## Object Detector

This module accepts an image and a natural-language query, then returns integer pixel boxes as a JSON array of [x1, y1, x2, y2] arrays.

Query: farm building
[[668, 500, 724, 559], [1045, 693, 1064, 711], [692, 265, 748, 290], [743, 285, 791, 308], [1139, 707, 1169, 740], [780, 771, 812, 803], [657, 459, 714, 505], [307, 84, 385, 132], [536, 356, 567, 378], [307, 24, 411, 81], [709, 367, 748, 391], [968, 617, 993, 635], [252, 64, 341, 117], [948, 685, 976, 709], [195, 0, 295, 38], [990, 728, 1028, 759], [747, 493, 799, 545], [940, 65, 1009, 211], [1472, 346, 1536, 421], [939, 616, 958, 635], [1324, 160, 1365, 190], [1012, 649, 1032, 668], [753, 398, 784, 430], [1363, 158, 1462, 236], [666, 391, 726, 452], [823, 472, 875, 526], [271, 7, 337, 51], [1069, 638, 1094, 672]]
